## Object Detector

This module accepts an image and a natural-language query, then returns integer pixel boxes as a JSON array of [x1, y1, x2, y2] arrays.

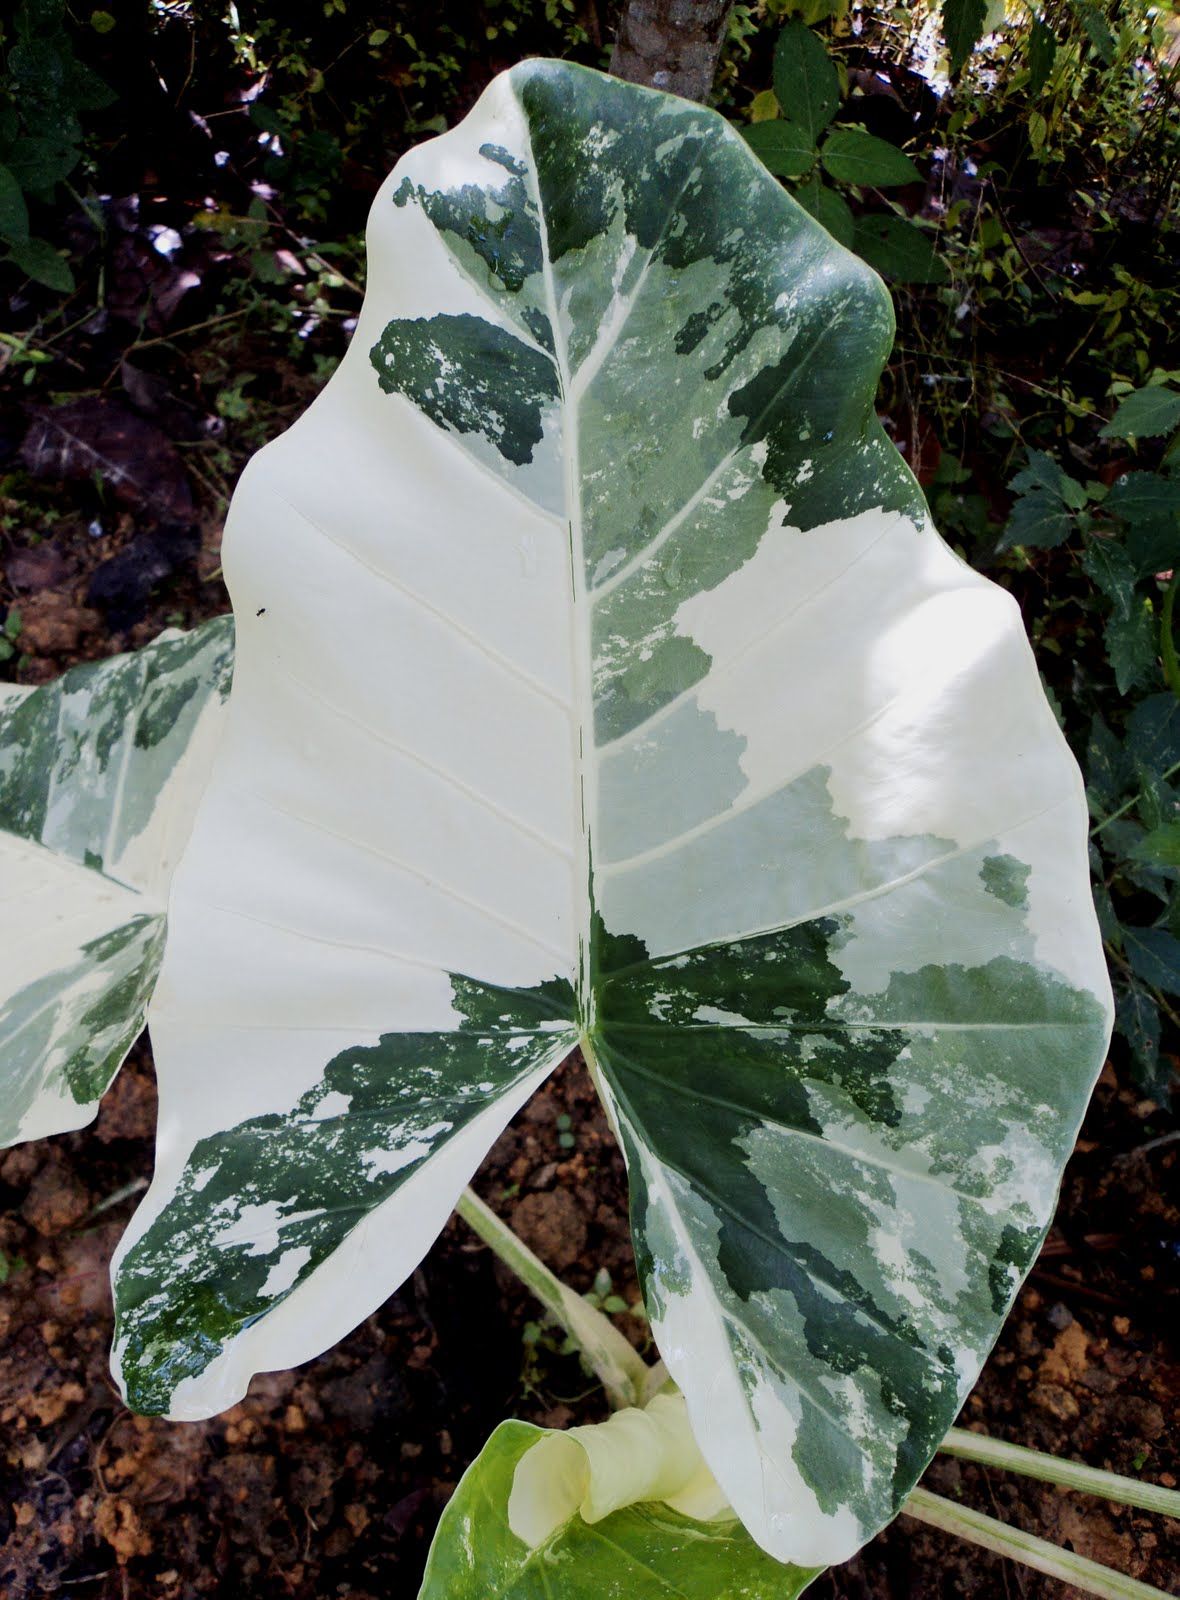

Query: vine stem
[[902, 1486, 1173, 1600]]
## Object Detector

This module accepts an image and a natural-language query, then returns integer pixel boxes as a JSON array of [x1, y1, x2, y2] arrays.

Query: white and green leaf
[[110, 59, 1111, 1570], [0, 618, 233, 1145]]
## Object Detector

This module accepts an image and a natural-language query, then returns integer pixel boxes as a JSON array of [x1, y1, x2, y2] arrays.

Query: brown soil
[[0, 1033, 1177, 1599]]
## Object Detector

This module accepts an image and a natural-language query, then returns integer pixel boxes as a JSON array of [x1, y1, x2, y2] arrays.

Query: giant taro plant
[[0, 58, 1129, 1595]]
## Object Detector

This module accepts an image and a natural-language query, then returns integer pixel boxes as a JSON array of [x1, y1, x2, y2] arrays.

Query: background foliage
[[0, 0, 1177, 1108]]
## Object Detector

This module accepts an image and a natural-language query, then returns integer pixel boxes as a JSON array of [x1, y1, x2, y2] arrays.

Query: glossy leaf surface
[[110, 60, 1111, 1567]]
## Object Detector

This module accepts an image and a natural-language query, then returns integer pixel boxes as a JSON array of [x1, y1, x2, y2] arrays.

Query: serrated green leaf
[[1106, 472, 1180, 526], [0, 619, 234, 1147], [1086, 716, 1132, 811], [1009, 452, 1087, 513], [1000, 490, 1074, 550], [820, 128, 921, 188], [1115, 986, 1164, 1097], [742, 119, 817, 180], [1091, 877, 1120, 945], [1104, 597, 1158, 693], [852, 213, 946, 283], [1059, 474, 1089, 511], [772, 21, 839, 145], [1129, 822, 1180, 868], [943, 0, 988, 71], [0, 164, 29, 245], [420, 1414, 820, 1600], [1010, 448, 1066, 499], [793, 175, 854, 247], [6, 234, 75, 291], [1134, 767, 1176, 835], [1127, 694, 1180, 773], [1106, 472, 1180, 575], [99, 61, 1110, 1573], [1100, 386, 1180, 443], [1082, 537, 1137, 617], [1124, 926, 1180, 999], [1027, 16, 1057, 93]]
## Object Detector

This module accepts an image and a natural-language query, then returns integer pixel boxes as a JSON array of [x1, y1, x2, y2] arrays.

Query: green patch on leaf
[[370, 312, 558, 468], [114, 969, 576, 1414]]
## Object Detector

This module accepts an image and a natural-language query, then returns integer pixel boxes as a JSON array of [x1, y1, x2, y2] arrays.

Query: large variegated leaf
[[0, 618, 233, 1145], [111, 59, 1111, 1567]]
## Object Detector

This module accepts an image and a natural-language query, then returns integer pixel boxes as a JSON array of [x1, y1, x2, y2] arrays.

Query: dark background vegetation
[[0, 1, 1177, 1595]]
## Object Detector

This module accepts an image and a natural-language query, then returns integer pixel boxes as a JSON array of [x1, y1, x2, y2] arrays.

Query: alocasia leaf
[[0, 617, 233, 1146], [109, 60, 1111, 1568]]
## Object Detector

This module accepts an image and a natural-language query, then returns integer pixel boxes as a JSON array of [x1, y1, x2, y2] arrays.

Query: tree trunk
[[609, 0, 734, 103]]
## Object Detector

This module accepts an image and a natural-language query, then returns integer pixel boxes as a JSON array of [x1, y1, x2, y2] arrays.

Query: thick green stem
[[456, 1187, 650, 1409], [903, 1486, 1173, 1600], [940, 1428, 1180, 1519]]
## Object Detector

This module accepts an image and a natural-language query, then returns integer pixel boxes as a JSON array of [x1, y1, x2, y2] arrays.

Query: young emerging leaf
[[110, 61, 1111, 1569], [420, 1412, 819, 1600], [0, 618, 233, 1145]]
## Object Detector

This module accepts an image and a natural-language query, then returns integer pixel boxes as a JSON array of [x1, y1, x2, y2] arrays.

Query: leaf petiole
[[456, 1186, 650, 1409], [938, 1427, 1180, 1519], [903, 1485, 1175, 1600]]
